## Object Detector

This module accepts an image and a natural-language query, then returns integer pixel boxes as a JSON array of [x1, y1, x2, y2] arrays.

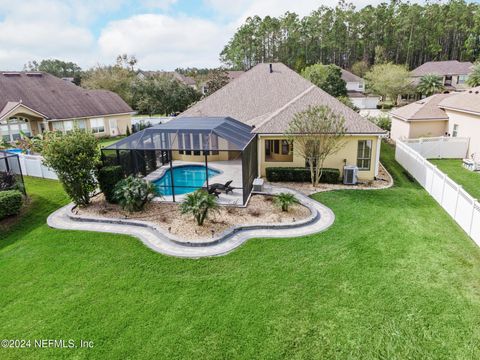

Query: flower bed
[[75, 194, 311, 241]]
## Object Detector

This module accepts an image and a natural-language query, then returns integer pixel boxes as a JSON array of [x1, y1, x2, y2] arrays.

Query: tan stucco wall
[[48, 114, 132, 138], [258, 135, 380, 180], [391, 116, 447, 141], [445, 109, 480, 157]]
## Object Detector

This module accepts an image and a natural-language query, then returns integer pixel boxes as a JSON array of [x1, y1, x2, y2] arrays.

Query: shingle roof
[[390, 94, 451, 121], [411, 60, 473, 77], [341, 69, 363, 83], [438, 87, 480, 115], [0, 72, 133, 120], [181, 63, 384, 134]]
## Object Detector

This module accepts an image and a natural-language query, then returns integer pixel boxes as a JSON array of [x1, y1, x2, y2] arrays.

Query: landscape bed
[[75, 193, 311, 241], [2, 143, 480, 359]]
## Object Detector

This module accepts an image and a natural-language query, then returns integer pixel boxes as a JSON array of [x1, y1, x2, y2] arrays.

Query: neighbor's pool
[[153, 165, 221, 196], [6, 148, 23, 154]]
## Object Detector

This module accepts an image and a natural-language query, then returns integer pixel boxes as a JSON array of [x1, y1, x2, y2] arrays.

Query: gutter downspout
[[374, 136, 381, 178]]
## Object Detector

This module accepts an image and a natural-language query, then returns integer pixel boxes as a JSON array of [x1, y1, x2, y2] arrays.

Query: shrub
[[0, 190, 23, 220], [97, 165, 124, 203], [114, 175, 159, 212], [42, 129, 99, 206], [266, 167, 340, 184], [273, 193, 299, 212], [368, 114, 391, 132], [180, 190, 218, 226], [0, 171, 18, 191]]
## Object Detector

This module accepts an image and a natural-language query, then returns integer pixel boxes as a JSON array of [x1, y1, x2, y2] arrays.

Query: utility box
[[343, 165, 358, 185]]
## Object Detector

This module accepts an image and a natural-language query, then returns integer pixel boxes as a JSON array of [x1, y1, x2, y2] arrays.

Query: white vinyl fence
[[401, 136, 469, 159], [396, 139, 480, 246], [17, 154, 58, 180]]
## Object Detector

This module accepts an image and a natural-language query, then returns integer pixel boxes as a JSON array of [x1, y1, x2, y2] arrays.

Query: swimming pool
[[153, 165, 221, 196], [6, 148, 23, 154]]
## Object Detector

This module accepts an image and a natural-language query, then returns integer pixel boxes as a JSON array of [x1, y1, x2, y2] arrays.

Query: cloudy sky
[[0, 0, 437, 71]]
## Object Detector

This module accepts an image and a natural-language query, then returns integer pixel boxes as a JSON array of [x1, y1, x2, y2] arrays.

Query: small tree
[[273, 193, 298, 212], [42, 129, 99, 206], [467, 62, 480, 87], [364, 63, 413, 106], [417, 74, 444, 96], [180, 190, 218, 226], [113, 176, 159, 212], [301, 64, 347, 97], [286, 106, 346, 187], [351, 60, 369, 78]]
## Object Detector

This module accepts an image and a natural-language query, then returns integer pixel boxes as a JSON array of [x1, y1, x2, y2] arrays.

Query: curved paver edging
[[66, 200, 318, 247], [47, 186, 335, 258]]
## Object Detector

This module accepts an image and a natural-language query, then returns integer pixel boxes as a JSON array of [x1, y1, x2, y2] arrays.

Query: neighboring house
[[341, 69, 380, 109], [390, 94, 451, 141], [136, 70, 197, 89], [411, 60, 473, 91], [0, 72, 134, 141], [200, 70, 244, 95], [181, 63, 386, 180], [438, 87, 480, 157], [390, 87, 480, 157]]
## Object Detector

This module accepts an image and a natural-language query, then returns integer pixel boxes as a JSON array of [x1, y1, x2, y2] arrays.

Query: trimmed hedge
[[98, 165, 124, 203], [266, 167, 340, 184], [0, 190, 23, 220]]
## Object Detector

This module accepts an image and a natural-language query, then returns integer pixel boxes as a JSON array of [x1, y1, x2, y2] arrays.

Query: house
[[390, 87, 480, 157], [438, 87, 480, 156], [0, 72, 134, 141], [136, 70, 197, 89], [390, 93, 451, 141], [341, 69, 380, 109], [411, 60, 473, 91], [181, 63, 386, 180]]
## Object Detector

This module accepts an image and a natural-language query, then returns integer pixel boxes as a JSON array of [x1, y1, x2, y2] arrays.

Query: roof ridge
[[254, 86, 316, 131]]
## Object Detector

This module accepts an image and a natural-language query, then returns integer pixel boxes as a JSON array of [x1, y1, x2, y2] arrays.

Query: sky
[[0, 0, 472, 71]]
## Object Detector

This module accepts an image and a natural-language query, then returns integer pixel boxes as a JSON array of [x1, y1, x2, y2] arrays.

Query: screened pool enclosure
[[0, 150, 25, 194], [102, 117, 258, 205]]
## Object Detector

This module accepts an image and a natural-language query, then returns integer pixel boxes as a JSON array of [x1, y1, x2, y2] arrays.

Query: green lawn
[[430, 159, 480, 199], [97, 135, 126, 148], [2, 143, 480, 359]]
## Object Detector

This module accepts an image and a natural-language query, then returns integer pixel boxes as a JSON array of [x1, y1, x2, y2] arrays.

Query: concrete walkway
[[47, 186, 335, 258]]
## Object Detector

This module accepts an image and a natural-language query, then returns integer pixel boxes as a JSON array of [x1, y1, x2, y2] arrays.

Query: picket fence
[[395, 139, 480, 246], [17, 154, 58, 180]]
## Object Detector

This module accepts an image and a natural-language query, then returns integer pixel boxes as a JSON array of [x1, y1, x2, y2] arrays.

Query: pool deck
[[144, 160, 244, 205]]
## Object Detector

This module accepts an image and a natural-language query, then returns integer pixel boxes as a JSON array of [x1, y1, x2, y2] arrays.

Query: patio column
[[205, 153, 209, 189], [169, 150, 175, 202]]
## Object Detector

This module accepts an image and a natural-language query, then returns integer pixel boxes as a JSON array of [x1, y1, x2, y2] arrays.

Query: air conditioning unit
[[343, 165, 358, 185]]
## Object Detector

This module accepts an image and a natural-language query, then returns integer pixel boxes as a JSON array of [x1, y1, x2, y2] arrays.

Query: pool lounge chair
[[207, 187, 220, 197], [209, 180, 234, 194]]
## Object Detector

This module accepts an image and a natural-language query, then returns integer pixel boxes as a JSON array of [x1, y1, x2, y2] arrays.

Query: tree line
[[220, 0, 480, 71]]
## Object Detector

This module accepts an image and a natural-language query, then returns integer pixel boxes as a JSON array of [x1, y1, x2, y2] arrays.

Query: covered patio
[[101, 117, 258, 205]]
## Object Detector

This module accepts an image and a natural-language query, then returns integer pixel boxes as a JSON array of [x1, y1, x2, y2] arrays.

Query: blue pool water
[[153, 165, 221, 196], [6, 148, 23, 154]]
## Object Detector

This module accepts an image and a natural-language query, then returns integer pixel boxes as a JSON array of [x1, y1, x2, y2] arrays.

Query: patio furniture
[[463, 153, 480, 171], [207, 187, 220, 197], [209, 180, 234, 194]]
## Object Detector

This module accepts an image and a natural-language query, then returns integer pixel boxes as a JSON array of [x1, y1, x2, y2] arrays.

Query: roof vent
[[476, 91, 479, 94], [2, 72, 21, 76], [269, 64, 273, 73], [26, 72, 42, 77]]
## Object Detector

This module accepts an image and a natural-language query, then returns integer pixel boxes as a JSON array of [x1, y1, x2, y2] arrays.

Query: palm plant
[[273, 193, 298, 212], [180, 190, 218, 226], [467, 63, 480, 87], [417, 74, 444, 96], [113, 175, 159, 212]]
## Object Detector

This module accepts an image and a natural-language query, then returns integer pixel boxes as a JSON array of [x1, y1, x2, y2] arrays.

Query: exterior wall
[[391, 116, 447, 141], [445, 109, 480, 157], [346, 81, 364, 92], [258, 134, 380, 181], [351, 96, 380, 110], [47, 114, 132, 138]]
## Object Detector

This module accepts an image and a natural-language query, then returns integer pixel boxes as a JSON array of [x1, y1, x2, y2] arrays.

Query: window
[[452, 124, 459, 137], [63, 120, 74, 133], [90, 118, 105, 133], [184, 133, 191, 155], [75, 119, 86, 130], [273, 140, 279, 154], [357, 140, 372, 170], [281, 140, 290, 155], [458, 75, 468, 85], [52, 121, 64, 132], [1, 117, 31, 141], [265, 139, 293, 162], [193, 134, 201, 156]]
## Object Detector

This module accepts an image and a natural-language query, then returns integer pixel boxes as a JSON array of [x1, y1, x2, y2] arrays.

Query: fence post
[[469, 201, 477, 237], [454, 186, 461, 219], [440, 173, 447, 206]]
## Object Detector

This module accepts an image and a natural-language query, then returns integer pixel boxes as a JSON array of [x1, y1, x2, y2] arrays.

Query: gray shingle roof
[[390, 94, 451, 121], [181, 63, 384, 134], [341, 69, 363, 83], [0, 72, 133, 120], [438, 87, 480, 115], [411, 60, 473, 77]]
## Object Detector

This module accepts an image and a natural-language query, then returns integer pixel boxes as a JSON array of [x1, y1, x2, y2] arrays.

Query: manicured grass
[[2, 143, 480, 358], [97, 135, 126, 148], [430, 159, 480, 200]]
